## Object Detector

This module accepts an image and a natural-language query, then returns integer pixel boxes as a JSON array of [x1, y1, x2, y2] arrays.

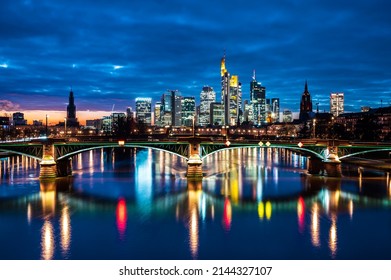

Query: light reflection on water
[[0, 148, 391, 260]]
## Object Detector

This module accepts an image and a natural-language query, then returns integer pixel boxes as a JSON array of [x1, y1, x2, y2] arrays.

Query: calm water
[[0, 148, 390, 260]]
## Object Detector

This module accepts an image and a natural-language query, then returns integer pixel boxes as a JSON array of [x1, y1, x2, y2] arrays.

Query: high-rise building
[[243, 100, 253, 123], [171, 90, 182, 127], [221, 54, 230, 126], [161, 92, 172, 126], [330, 92, 344, 117], [66, 89, 79, 127], [154, 102, 162, 126], [199, 86, 216, 126], [229, 75, 242, 126], [210, 102, 224, 126], [181, 97, 196, 126], [135, 97, 152, 125], [271, 98, 280, 123], [299, 81, 313, 122], [250, 71, 266, 125], [12, 112, 27, 126]]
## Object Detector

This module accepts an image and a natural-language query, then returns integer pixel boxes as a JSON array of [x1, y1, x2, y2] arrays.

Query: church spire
[[304, 80, 309, 94]]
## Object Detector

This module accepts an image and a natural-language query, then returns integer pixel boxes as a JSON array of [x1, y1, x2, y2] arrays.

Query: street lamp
[[45, 114, 48, 137], [64, 117, 67, 138]]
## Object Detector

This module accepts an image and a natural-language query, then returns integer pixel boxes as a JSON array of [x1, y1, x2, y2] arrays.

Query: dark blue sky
[[1, 0, 390, 116]]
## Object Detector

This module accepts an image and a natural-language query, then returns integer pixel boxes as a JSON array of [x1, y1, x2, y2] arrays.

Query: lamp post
[[64, 117, 67, 138], [45, 114, 48, 137]]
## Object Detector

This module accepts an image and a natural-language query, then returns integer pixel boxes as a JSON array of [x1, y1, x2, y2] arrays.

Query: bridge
[[0, 137, 390, 179]]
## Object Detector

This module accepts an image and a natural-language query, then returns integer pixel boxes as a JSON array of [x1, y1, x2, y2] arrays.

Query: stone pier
[[39, 144, 57, 179], [187, 141, 203, 179]]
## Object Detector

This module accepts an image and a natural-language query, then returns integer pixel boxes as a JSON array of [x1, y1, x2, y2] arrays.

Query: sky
[[1, 0, 391, 124]]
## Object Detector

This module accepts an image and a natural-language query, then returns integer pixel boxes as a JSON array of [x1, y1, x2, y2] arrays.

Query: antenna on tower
[[316, 102, 319, 113], [252, 69, 256, 81]]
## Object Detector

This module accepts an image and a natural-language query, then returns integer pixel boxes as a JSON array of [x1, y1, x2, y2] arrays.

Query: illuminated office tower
[[135, 97, 152, 125], [210, 102, 225, 126], [160, 92, 172, 126], [229, 75, 242, 126], [154, 102, 162, 126], [221, 54, 230, 126], [199, 86, 216, 126], [330, 92, 344, 117], [271, 98, 280, 122], [250, 70, 266, 125], [171, 90, 182, 127], [299, 81, 313, 122], [181, 97, 196, 126]]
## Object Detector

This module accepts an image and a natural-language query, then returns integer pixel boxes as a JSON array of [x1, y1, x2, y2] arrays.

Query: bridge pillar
[[307, 157, 323, 175], [323, 151, 342, 177], [39, 143, 57, 179], [187, 142, 203, 179]]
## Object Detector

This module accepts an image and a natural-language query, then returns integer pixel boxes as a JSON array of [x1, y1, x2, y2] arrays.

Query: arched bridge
[[0, 138, 390, 179]]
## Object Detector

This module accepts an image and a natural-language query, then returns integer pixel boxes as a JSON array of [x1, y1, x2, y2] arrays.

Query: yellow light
[[265, 201, 272, 220], [118, 140, 125, 146], [258, 202, 264, 220]]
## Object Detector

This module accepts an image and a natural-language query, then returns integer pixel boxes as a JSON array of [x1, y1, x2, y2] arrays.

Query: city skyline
[[1, 0, 391, 124]]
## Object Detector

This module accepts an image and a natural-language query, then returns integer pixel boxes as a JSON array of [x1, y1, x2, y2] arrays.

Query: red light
[[297, 197, 305, 233], [222, 198, 232, 231], [116, 198, 127, 238]]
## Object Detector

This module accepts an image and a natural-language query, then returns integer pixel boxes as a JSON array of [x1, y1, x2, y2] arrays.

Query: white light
[[113, 65, 123, 70], [0, 63, 8, 68]]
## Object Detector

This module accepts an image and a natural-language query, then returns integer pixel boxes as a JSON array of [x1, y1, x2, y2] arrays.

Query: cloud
[[0, 100, 20, 111]]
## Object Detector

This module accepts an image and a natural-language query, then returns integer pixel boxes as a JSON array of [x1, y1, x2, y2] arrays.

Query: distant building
[[171, 90, 182, 127], [0, 116, 10, 128], [250, 71, 266, 125], [12, 112, 27, 126], [330, 92, 344, 117], [199, 86, 216, 126], [283, 109, 293, 123], [271, 98, 280, 123], [181, 97, 196, 126], [161, 92, 172, 126], [299, 81, 313, 122], [210, 102, 224, 126], [135, 97, 152, 125], [229, 75, 242, 126], [86, 119, 103, 129], [361, 106, 371, 112], [33, 120, 43, 126], [221, 54, 230, 126], [154, 102, 162, 127], [66, 89, 79, 127]]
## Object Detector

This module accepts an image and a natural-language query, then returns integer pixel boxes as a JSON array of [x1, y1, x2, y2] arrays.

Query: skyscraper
[[210, 102, 224, 126], [199, 86, 216, 126], [181, 97, 196, 126], [221, 54, 230, 126], [271, 98, 280, 123], [66, 89, 79, 127], [171, 90, 182, 127], [154, 102, 161, 126], [161, 92, 172, 126], [135, 97, 152, 125], [299, 81, 313, 122], [330, 92, 344, 117], [250, 71, 266, 125], [229, 75, 242, 126]]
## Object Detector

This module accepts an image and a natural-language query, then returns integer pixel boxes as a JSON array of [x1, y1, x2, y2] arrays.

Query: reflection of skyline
[[1, 151, 391, 260]]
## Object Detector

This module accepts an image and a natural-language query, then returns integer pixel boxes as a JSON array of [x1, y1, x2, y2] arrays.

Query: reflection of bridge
[[0, 137, 390, 179]]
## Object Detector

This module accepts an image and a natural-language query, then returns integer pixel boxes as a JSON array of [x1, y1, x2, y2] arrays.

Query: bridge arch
[[0, 148, 42, 161], [56, 144, 189, 161], [200, 144, 325, 161], [339, 148, 391, 160]]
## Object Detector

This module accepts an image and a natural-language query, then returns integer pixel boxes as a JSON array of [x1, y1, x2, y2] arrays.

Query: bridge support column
[[187, 142, 203, 179], [307, 157, 323, 175], [56, 158, 72, 177], [323, 152, 342, 177], [40, 144, 57, 179]]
